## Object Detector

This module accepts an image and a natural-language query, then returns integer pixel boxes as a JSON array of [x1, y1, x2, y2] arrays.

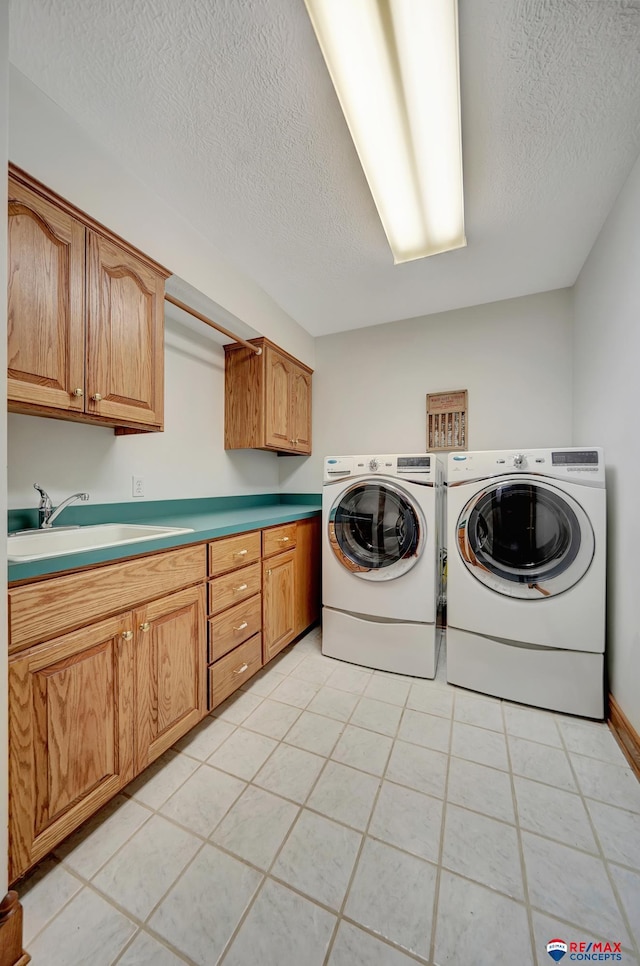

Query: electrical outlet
[[132, 475, 145, 498]]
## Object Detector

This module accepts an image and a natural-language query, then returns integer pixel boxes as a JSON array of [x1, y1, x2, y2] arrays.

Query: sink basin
[[7, 524, 195, 562]]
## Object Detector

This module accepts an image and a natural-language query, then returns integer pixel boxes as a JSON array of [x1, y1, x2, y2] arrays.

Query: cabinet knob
[[140, 622, 150, 632], [233, 549, 248, 557], [266, 569, 272, 577], [234, 583, 248, 592], [290, 439, 295, 445], [233, 662, 249, 675], [91, 393, 103, 402], [121, 630, 133, 641], [278, 536, 290, 543], [71, 388, 84, 397], [233, 621, 249, 632]]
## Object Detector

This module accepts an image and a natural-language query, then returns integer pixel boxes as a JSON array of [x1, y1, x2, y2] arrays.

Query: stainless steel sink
[[7, 524, 195, 562]]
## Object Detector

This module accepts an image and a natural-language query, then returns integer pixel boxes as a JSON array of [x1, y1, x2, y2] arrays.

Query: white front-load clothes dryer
[[322, 454, 444, 678], [446, 447, 606, 718]]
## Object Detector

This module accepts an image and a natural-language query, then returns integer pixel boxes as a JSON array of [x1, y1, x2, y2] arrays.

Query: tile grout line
[[321, 670, 433, 966], [427, 665, 456, 966], [502, 699, 539, 966]]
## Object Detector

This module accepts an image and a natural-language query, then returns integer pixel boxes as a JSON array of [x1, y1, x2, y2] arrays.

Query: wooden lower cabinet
[[135, 584, 206, 772], [8, 518, 321, 880], [294, 517, 321, 636], [8, 580, 206, 882], [8, 613, 136, 882], [263, 548, 296, 662]]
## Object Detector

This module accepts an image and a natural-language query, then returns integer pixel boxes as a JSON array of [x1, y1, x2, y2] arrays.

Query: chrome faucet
[[34, 484, 90, 529]]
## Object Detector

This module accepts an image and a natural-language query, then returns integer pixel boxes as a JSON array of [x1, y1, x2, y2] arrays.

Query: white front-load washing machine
[[446, 447, 606, 718], [322, 454, 444, 677]]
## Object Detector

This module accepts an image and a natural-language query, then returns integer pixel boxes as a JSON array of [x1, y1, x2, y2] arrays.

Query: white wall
[[280, 289, 574, 493], [573, 152, 640, 734], [8, 318, 280, 507], [1, 0, 9, 901]]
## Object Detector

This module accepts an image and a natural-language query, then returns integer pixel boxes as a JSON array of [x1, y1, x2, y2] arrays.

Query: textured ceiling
[[9, 0, 640, 336]]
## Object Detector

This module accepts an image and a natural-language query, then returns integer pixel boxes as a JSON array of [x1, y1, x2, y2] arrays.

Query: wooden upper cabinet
[[7, 166, 169, 433], [291, 365, 312, 455], [8, 178, 85, 412], [264, 346, 293, 450], [224, 337, 313, 455], [86, 232, 164, 428], [8, 613, 136, 881]]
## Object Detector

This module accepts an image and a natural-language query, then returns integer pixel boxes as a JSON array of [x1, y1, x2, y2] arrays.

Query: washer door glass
[[457, 479, 595, 599], [329, 480, 425, 581]]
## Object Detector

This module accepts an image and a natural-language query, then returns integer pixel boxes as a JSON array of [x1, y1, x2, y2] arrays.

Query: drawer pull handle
[[233, 621, 249, 631], [121, 630, 133, 641], [233, 662, 249, 675], [278, 536, 290, 543], [234, 549, 248, 557], [234, 583, 248, 592], [140, 622, 150, 632]]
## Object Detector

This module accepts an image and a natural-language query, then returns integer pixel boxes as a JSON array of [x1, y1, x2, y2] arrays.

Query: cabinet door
[[86, 231, 164, 428], [264, 346, 293, 450], [7, 178, 85, 413], [294, 517, 321, 636], [291, 365, 312, 455], [135, 584, 206, 771], [263, 550, 296, 662], [8, 614, 135, 882]]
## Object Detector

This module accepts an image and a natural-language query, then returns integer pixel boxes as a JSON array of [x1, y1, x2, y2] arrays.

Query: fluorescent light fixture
[[304, 0, 466, 264]]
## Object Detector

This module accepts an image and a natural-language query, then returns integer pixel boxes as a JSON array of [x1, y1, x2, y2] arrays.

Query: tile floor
[[19, 628, 640, 966]]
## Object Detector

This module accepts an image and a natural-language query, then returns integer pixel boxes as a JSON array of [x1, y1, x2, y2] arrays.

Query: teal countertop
[[8, 493, 321, 583]]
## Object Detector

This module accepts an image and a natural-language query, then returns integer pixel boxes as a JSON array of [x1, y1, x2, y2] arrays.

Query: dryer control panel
[[324, 454, 436, 483]]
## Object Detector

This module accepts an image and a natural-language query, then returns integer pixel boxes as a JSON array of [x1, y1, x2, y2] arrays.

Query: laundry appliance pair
[[321, 447, 606, 718]]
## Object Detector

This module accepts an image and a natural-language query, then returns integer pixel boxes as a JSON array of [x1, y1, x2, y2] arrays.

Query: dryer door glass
[[457, 480, 595, 599], [330, 481, 424, 581]]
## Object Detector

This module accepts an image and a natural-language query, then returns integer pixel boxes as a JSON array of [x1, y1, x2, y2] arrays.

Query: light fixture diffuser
[[304, 0, 466, 263]]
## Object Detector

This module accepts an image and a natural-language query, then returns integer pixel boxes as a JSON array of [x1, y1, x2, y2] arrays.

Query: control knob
[[369, 458, 380, 472], [513, 453, 526, 468]]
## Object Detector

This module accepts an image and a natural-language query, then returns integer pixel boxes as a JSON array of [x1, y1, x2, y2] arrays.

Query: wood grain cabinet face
[[8, 178, 85, 413], [135, 584, 206, 771], [8, 613, 136, 882], [8, 547, 207, 881], [86, 232, 164, 428], [264, 346, 293, 450], [263, 548, 297, 662], [7, 168, 168, 433], [291, 365, 312, 455], [224, 337, 313, 455]]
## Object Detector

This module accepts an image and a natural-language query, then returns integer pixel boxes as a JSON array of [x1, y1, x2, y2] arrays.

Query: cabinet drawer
[[208, 530, 261, 577], [263, 523, 297, 559], [208, 594, 262, 662], [209, 633, 262, 710], [9, 545, 207, 653], [208, 562, 261, 616]]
